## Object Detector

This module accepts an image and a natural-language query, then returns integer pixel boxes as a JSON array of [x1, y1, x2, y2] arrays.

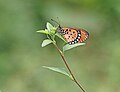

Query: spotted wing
[[62, 28, 78, 44], [62, 28, 89, 45], [78, 29, 89, 43]]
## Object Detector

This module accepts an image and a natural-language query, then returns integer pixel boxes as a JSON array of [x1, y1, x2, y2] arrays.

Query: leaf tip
[[41, 39, 53, 47]]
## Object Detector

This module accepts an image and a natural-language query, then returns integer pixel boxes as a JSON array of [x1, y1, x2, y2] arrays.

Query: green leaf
[[46, 22, 54, 32], [50, 27, 57, 35], [37, 29, 49, 34], [41, 39, 53, 47], [43, 66, 73, 80], [55, 33, 67, 42], [63, 43, 85, 52]]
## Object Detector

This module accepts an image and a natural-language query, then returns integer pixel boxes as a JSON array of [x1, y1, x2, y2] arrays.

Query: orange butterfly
[[51, 19, 89, 45]]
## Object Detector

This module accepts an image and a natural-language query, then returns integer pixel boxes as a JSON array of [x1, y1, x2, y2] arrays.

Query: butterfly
[[51, 19, 89, 45]]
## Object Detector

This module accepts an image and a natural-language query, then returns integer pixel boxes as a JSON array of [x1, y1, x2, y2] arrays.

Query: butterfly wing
[[62, 28, 78, 43], [62, 28, 89, 45], [78, 29, 89, 43]]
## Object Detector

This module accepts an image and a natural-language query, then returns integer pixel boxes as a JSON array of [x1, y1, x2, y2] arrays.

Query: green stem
[[53, 43, 86, 92], [47, 34, 56, 43]]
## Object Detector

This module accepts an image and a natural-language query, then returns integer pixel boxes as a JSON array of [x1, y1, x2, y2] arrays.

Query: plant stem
[[53, 43, 86, 92]]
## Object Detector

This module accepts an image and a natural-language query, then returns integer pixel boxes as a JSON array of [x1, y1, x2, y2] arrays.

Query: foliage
[[37, 22, 86, 92]]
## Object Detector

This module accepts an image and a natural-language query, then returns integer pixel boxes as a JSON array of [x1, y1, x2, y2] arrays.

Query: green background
[[0, 0, 120, 92]]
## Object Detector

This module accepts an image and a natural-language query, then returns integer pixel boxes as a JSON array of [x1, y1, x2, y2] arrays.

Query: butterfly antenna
[[57, 17, 60, 25], [51, 19, 60, 26]]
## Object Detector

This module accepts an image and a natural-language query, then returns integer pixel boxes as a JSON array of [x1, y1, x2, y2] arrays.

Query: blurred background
[[0, 0, 120, 92]]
